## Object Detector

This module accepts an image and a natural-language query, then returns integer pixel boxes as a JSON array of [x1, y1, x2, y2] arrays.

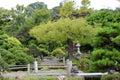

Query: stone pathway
[[41, 59, 61, 65]]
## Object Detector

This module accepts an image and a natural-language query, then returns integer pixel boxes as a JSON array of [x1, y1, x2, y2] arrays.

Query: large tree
[[30, 18, 97, 60], [6, 5, 30, 36], [88, 9, 120, 72]]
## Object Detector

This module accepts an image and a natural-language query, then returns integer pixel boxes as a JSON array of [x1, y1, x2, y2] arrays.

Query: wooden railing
[[8, 60, 72, 76], [6, 60, 108, 77], [9, 64, 67, 70], [9, 65, 27, 70]]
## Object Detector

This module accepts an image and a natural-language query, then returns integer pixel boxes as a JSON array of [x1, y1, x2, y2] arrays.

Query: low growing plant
[[101, 73, 120, 80]]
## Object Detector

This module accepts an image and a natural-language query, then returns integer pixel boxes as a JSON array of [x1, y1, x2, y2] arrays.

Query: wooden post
[[67, 59, 72, 76], [34, 60, 38, 73], [63, 57, 65, 63], [27, 64, 30, 75]]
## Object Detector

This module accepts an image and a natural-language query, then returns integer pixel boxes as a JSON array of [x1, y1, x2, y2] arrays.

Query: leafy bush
[[72, 58, 90, 72], [15, 52, 34, 65], [72, 58, 79, 66], [39, 48, 50, 56], [0, 58, 9, 71], [112, 35, 120, 45], [52, 48, 65, 58], [79, 58, 91, 72], [0, 76, 4, 80], [0, 76, 10, 80], [90, 49, 120, 72], [101, 73, 120, 80], [0, 34, 34, 65]]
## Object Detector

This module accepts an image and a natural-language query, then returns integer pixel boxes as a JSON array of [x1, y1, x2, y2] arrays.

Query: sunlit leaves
[[59, 1, 74, 18], [81, 0, 90, 7], [30, 18, 97, 45], [112, 35, 120, 45]]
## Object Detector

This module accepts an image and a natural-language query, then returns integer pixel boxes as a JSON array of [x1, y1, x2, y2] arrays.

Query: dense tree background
[[0, 0, 120, 72], [87, 9, 120, 72]]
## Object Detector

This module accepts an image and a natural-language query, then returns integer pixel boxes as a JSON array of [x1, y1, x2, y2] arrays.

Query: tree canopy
[[88, 9, 120, 72], [30, 18, 98, 59], [30, 18, 97, 44]]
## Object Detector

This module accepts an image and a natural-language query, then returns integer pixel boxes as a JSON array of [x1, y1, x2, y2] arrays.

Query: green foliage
[[51, 6, 60, 21], [2, 1, 120, 74], [87, 9, 120, 26], [0, 58, 8, 71], [11, 5, 29, 25], [72, 58, 90, 72], [59, 1, 74, 18], [79, 58, 90, 72], [93, 27, 119, 50], [4, 4, 51, 47], [39, 48, 50, 56], [0, 8, 12, 34], [15, 52, 34, 65], [81, 0, 90, 7], [88, 9, 120, 72], [0, 77, 10, 80], [28, 2, 47, 11], [101, 73, 120, 80], [0, 34, 34, 65], [32, 8, 51, 25], [72, 0, 93, 18], [112, 35, 120, 45], [77, 6, 93, 17], [30, 18, 97, 45], [0, 8, 11, 25], [6, 76, 83, 80], [30, 18, 97, 59], [90, 49, 120, 72], [52, 48, 65, 58], [6, 5, 31, 36]]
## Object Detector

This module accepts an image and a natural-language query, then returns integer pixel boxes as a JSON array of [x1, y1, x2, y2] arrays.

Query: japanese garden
[[0, 0, 120, 80]]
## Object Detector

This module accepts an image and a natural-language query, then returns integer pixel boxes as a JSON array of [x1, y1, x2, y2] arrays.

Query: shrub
[[0, 58, 9, 71], [52, 48, 65, 58], [0, 76, 4, 80], [101, 73, 120, 80], [72, 58, 90, 72], [0, 76, 10, 80], [89, 49, 120, 72], [79, 58, 91, 72], [15, 52, 34, 65]]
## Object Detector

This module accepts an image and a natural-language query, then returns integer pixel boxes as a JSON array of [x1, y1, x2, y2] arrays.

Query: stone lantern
[[76, 43, 81, 54]]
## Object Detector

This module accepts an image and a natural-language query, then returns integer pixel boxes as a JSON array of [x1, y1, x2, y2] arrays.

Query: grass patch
[[1, 76, 83, 80]]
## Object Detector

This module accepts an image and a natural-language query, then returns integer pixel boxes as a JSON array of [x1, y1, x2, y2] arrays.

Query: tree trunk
[[67, 38, 74, 60]]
